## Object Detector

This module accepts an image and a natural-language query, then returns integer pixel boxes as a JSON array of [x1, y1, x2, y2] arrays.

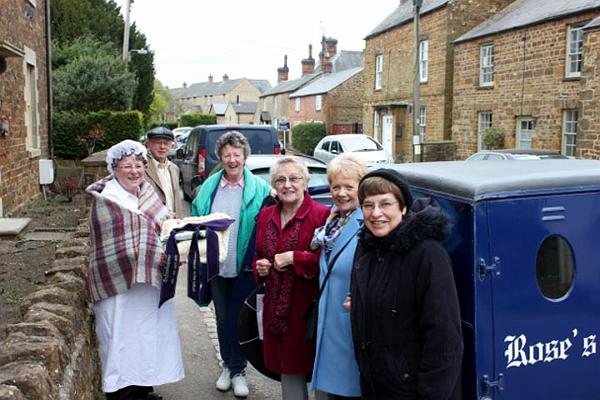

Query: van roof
[[387, 159, 600, 201]]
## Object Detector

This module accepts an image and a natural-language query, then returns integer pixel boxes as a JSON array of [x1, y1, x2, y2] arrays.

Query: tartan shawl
[[86, 178, 169, 303]]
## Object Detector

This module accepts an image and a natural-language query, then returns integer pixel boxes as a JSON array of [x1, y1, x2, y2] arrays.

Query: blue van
[[387, 159, 599, 399], [175, 124, 281, 199]]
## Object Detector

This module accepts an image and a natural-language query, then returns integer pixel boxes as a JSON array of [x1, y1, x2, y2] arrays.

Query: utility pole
[[412, 0, 423, 162], [122, 0, 133, 60]]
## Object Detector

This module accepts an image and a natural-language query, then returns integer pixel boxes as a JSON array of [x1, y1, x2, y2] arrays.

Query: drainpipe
[[45, 0, 53, 159], [412, 0, 422, 162]]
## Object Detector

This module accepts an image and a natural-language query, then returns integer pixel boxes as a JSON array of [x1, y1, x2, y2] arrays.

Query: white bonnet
[[105, 139, 148, 174]]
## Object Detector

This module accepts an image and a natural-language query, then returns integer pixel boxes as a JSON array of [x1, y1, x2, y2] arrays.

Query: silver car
[[466, 149, 568, 161]]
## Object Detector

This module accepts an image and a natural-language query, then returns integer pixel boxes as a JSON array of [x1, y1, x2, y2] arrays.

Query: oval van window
[[536, 235, 575, 300]]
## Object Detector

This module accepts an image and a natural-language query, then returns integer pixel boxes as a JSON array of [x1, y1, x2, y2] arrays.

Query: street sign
[[279, 122, 290, 130]]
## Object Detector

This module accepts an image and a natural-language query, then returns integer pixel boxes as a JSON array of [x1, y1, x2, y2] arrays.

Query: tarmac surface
[[155, 264, 283, 400], [154, 197, 287, 399]]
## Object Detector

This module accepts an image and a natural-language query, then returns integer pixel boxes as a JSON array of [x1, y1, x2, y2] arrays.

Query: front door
[[479, 192, 599, 398], [381, 114, 393, 157]]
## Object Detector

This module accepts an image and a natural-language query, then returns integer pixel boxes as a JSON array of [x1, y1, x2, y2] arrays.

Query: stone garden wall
[[0, 222, 99, 400]]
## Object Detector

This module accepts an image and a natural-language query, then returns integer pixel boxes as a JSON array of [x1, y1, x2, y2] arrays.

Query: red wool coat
[[253, 194, 329, 375]]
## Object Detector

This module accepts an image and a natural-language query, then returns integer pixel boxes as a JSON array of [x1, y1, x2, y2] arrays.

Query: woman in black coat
[[349, 169, 463, 400]]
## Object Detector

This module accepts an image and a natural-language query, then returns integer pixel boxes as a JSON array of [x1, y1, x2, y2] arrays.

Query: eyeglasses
[[118, 164, 144, 172], [274, 175, 303, 186], [361, 200, 398, 212]]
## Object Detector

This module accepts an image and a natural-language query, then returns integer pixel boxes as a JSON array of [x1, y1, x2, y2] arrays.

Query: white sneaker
[[215, 367, 231, 391], [231, 373, 249, 398]]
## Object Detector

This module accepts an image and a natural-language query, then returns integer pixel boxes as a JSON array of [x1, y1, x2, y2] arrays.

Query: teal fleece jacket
[[191, 168, 271, 273]]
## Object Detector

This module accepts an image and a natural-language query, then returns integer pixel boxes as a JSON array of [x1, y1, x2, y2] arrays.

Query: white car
[[313, 134, 393, 165], [172, 126, 193, 140]]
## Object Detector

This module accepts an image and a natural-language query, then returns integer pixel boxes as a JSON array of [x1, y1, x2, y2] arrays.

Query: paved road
[[155, 195, 285, 399]]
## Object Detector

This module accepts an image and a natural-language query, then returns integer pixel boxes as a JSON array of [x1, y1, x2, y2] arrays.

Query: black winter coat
[[350, 198, 463, 400]]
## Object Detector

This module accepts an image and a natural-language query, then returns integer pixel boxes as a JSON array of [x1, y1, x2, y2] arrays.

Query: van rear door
[[482, 192, 599, 398]]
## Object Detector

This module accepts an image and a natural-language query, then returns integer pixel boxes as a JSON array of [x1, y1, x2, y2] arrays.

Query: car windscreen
[[207, 129, 274, 156], [343, 136, 382, 152]]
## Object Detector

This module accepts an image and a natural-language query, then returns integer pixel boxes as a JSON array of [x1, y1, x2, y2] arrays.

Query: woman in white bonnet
[[86, 139, 184, 400]]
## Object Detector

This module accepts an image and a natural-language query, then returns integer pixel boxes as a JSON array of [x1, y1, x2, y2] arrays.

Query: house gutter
[[45, 0, 53, 158]]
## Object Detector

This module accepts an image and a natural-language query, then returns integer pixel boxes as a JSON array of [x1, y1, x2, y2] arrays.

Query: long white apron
[[93, 283, 185, 393]]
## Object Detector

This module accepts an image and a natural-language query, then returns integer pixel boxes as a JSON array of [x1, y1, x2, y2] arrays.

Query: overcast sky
[[115, 0, 400, 89]]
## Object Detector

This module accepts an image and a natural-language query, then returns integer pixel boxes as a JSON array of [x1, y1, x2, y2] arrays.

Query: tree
[[51, 0, 155, 115], [53, 54, 137, 112], [52, 36, 115, 70], [148, 80, 173, 121], [129, 29, 155, 116]]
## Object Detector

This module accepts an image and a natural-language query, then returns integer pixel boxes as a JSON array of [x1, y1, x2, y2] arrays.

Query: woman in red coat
[[254, 156, 329, 400]]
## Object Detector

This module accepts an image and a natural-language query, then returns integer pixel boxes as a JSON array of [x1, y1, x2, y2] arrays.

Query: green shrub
[[53, 110, 144, 159], [291, 122, 326, 155], [164, 121, 178, 130], [179, 113, 216, 127], [481, 127, 505, 150], [148, 120, 178, 130]]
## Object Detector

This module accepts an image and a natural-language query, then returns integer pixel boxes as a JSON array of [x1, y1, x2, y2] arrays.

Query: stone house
[[172, 75, 271, 115], [579, 15, 600, 159], [0, 0, 51, 216], [224, 101, 257, 124], [288, 67, 365, 139], [207, 102, 228, 124], [362, 0, 515, 162], [452, 0, 600, 159], [253, 51, 320, 129], [255, 37, 363, 133]]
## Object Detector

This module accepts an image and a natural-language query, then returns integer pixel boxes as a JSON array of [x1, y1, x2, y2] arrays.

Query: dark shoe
[[145, 393, 163, 400]]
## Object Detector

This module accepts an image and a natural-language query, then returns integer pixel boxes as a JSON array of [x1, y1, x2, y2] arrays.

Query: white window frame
[[23, 47, 40, 158], [480, 44, 494, 87], [315, 95, 322, 111], [419, 40, 429, 83], [516, 117, 534, 149], [373, 110, 380, 142], [477, 111, 493, 150], [295, 97, 300, 112], [419, 106, 426, 141], [566, 24, 584, 78], [562, 109, 578, 157], [375, 54, 383, 90]]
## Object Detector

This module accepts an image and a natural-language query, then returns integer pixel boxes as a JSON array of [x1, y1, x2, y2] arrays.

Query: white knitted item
[[161, 213, 233, 263]]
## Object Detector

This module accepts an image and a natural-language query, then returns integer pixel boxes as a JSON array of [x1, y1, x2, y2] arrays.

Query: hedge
[[53, 110, 144, 159], [148, 120, 178, 130], [179, 113, 216, 127], [291, 122, 326, 155]]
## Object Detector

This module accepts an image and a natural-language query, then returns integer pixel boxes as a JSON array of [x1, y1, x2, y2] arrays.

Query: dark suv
[[174, 124, 281, 199]]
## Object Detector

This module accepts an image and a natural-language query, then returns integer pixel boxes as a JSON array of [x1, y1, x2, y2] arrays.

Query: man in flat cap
[[144, 127, 182, 218]]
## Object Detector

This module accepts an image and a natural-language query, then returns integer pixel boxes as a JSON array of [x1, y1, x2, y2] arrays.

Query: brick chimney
[[208, 74, 213, 83], [301, 44, 315, 76], [319, 36, 333, 74], [277, 55, 289, 82], [223, 73, 229, 81], [324, 37, 337, 60]]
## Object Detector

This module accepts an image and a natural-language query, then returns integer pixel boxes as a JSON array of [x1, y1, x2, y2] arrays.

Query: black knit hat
[[360, 168, 413, 208]]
